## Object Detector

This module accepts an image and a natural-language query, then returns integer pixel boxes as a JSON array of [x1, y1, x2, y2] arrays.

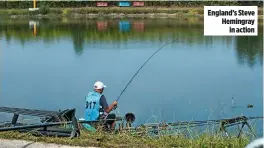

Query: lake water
[[0, 18, 263, 135]]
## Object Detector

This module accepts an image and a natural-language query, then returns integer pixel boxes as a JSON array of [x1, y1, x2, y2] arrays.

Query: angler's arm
[[100, 95, 117, 113], [104, 103, 116, 113]]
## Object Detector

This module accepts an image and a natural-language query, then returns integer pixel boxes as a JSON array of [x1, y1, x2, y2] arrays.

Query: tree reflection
[[235, 33, 263, 67], [0, 18, 263, 67], [71, 26, 85, 55]]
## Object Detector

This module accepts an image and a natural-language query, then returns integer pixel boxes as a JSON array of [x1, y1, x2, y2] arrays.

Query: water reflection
[[235, 35, 263, 67], [119, 21, 131, 32], [0, 18, 262, 67], [97, 21, 108, 32], [133, 21, 145, 32], [72, 27, 85, 55], [29, 20, 39, 37]]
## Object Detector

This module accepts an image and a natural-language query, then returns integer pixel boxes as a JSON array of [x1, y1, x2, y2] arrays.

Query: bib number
[[86, 101, 97, 109]]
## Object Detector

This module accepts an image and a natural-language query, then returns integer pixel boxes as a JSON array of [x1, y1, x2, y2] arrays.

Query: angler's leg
[[106, 114, 116, 130], [110, 121, 116, 130]]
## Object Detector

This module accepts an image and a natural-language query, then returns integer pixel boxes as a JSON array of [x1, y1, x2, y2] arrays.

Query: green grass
[[0, 128, 253, 148], [65, 7, 204, 15]]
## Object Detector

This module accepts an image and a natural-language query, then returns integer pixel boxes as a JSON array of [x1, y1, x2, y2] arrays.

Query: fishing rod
[[116, 40, 178, 102]]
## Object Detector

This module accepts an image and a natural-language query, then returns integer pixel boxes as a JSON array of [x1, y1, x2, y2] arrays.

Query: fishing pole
[[116, 40, 178, 102]]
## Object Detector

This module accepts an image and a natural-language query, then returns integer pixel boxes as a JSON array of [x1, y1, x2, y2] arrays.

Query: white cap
[[93, 81, 106, 90]]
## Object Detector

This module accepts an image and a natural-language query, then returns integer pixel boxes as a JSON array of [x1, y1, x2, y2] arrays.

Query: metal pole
[[0, 119, 117, 132], [33, 0, 36, 8]]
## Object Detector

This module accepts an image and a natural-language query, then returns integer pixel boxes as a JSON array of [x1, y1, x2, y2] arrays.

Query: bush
[[39, 4, 49, 14]]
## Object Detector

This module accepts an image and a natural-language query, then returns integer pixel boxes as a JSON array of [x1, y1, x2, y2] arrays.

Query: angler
[[84, 81, 118, 131]]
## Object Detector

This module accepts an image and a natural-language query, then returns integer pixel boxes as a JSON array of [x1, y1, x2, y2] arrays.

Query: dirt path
[[0, 139, 98, 148]]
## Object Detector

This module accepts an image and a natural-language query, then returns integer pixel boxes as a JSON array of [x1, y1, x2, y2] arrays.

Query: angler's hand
[[112, 101, 118, 110], [112, 101, 118, 106]]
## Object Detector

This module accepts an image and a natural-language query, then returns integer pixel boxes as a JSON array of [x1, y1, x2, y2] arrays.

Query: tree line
[[0, 1, 262, 9]]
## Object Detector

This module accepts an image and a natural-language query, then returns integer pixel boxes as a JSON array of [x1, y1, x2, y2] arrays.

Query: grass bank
[[0, 7, 263, 19], [0, 130, 251, 148]]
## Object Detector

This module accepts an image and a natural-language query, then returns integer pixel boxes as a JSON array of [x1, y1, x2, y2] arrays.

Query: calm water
[[0, 18, 263, 135]]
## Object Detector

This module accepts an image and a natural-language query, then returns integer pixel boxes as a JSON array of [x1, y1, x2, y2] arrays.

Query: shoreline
[[3, 14, 264, 20], [7, 13, 205, 19]]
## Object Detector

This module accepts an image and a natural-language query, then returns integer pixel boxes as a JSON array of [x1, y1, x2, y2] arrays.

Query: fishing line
[[116, 40, 178, 102]]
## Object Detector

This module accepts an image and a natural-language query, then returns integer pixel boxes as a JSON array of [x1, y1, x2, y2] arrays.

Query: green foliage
[[39, 4, 50, 15], [0, 1, 262, 9], [0, 7, 262, 16], [62, 9, 68, 15], [0, 5, 263, 19]]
